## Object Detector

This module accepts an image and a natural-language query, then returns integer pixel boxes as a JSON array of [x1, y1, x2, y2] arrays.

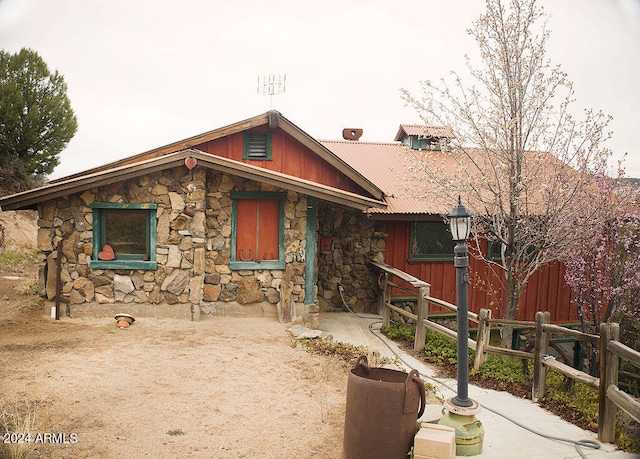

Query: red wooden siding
[[194, 129, 367, 195], [384, 221, 577, 324]]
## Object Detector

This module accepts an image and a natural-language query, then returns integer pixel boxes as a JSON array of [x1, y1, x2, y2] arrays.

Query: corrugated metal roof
[[321, 138, 566, 218], [320, 140, 452, 216], [394, 124, 455, 141]]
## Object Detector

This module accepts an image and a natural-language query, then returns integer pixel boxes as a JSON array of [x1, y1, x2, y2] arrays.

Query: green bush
[[470, 353, 529, 385], [380, 322, 416, 342]]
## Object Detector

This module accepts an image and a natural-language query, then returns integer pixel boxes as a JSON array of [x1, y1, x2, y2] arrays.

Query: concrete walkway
[[318, 312, 640, 459]]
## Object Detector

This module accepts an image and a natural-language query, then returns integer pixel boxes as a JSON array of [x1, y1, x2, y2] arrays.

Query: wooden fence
[[373, 262, 640, 443]]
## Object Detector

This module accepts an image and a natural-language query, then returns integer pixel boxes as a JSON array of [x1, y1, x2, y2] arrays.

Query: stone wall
[[36, 166, 309, 319], [316, 203, 386, 313]]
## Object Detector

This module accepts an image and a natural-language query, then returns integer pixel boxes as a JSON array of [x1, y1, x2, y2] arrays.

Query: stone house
[[0, 110, 575, 323], [0, 111, 388, 321]]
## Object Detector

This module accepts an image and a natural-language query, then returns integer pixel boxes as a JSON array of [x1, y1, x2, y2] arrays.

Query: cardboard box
[[413, 423, 456, 459]]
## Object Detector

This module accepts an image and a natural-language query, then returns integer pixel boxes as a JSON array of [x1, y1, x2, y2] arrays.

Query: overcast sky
[[1, 0, 639, 179]]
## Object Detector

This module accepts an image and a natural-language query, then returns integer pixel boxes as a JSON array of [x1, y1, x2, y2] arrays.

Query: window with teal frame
[[90, 203, 157, 270], [408, 220, 454, 262], [243, 132, 272, 160], [230, 192, 285, 270]]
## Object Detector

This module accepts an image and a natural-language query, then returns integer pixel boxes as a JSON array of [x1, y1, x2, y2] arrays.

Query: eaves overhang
[[0, 149, 387, 212]]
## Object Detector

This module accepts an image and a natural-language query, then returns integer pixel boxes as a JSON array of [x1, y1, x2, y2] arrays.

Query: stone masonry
[[316, 203, 386, 314], [36, 166, 309, 319]]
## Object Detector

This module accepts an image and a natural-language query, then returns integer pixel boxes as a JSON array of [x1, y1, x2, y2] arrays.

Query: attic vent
[[243, 132, 273, 160], [342, 128, 363, 141]]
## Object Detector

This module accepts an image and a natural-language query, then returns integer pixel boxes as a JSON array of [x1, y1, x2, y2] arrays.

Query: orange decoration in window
[[98, 244, 115, 260]]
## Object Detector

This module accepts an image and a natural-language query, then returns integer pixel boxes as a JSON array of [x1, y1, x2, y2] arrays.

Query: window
[[231, 192, 284, 270], [90, 203, 157, 269], [243, 132, 272, 160], [409, 221, 453, 261], [487, 240, 503, 260]]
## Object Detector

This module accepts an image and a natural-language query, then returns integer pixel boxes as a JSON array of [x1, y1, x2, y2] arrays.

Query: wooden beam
[[533, 311, 551, 402], [473, 308, 491, 369], [542, 358, 599, 389], [542, 323, 600, 344], [489, 318, 536, 327], [608, 340, 640, 368], [607, 384, 640, 424], [414, 285, 430, 352], [370, 262, 430, 287], [599, 322, 620, 443], [485, 345, 532, 360], [425, 296, 479, 323]]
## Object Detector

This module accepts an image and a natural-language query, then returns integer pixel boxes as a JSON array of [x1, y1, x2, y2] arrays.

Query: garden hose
[[337, 290, 602, 458]]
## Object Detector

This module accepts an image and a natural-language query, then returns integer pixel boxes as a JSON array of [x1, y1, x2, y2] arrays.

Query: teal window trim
[[230, 192, 285, 270], [408, 220, 454, 262], [90, 203, 157, 270], [243, 132, 272, 160]]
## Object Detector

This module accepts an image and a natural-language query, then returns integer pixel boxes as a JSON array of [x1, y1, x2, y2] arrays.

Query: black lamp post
[[448, 196, 473, 407], [438, 196, 484, 456]]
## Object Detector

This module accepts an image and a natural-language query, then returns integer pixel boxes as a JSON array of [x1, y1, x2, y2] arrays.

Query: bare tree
[[402, 0, 615, 347]]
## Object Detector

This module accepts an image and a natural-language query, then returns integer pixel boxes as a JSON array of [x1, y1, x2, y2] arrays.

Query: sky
[[0, 0, 639, 179]]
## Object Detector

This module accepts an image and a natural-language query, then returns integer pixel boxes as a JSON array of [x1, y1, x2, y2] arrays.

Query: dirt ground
[[0, 211, 348, 458]]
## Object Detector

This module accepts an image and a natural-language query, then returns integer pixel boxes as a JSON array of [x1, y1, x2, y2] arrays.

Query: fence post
[[598, 322, 620, 443], [380, 273, 391, 328], [532, 311, 550, 402], [414, 285, 429, 352], [473, 308, 492, 370]]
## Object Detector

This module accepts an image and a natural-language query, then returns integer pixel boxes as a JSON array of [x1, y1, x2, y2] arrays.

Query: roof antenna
[[257, 73, 286, 109]]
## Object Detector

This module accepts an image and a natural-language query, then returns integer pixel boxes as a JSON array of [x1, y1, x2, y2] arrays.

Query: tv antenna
[[257, 73, 286, 109]]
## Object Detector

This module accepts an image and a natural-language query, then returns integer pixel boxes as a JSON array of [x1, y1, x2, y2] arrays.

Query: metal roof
[[320, 140, 452, 216]]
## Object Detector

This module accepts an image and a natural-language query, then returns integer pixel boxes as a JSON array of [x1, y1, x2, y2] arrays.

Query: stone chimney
[[342, 128, 363, 141]]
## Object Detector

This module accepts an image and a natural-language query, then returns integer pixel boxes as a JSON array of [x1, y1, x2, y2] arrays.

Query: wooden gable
[[193, 128, 369, 196]]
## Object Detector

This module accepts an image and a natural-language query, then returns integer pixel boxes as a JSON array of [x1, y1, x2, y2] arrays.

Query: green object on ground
[[438, 410, 484, 456]]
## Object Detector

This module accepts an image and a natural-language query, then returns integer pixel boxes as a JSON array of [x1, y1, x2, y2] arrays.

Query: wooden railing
[[532, 312, 640, 443], [372, 261, 640, 443]]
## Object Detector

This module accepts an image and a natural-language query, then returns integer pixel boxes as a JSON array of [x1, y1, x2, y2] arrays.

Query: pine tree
[[0, 48, 78, 194]]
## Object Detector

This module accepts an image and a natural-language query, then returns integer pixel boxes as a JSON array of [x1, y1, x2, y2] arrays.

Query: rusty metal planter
[[344, 355, 425, 459]]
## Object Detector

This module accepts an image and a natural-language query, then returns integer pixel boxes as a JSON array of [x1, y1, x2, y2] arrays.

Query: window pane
[[105, 211, 147, 254], [411, 221, 453, 258]]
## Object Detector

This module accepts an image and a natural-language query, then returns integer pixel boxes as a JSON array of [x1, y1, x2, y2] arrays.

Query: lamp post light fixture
[[449, 196, 473, 408], [438, 196, 484, 456]]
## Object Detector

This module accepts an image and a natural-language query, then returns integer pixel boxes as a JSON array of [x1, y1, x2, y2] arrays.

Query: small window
[[243, 132, 272, 160], [231, 192, 284, 269], [90, 203, 157, 269], [488, 240, 503, 260], [409, 221, 453, 261]]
